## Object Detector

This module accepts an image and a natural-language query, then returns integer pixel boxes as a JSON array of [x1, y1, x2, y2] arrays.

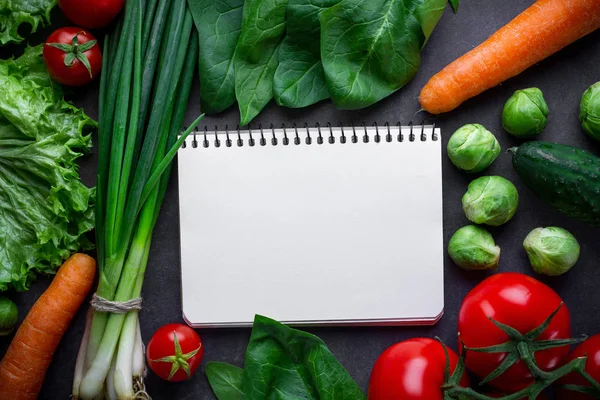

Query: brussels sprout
[[502, 88, 549, 138], [448, 225, 500, 270], [524, 227, 580, 276], [580, 82, 600, 141], [0, 296, 18, 336], [447, 124, 501, 173], [462, 176, 519, 226]]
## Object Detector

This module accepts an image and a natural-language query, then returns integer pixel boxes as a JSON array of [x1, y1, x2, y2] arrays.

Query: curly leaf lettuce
[[0, 0, 57, 45], [0, 45, 95, 291]]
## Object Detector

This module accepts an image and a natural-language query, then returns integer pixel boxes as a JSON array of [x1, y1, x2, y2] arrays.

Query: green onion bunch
[[72, 0, 203, 398]]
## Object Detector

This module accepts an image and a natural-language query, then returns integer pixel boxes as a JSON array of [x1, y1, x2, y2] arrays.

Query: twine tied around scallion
[[91, 294, 142, 314]]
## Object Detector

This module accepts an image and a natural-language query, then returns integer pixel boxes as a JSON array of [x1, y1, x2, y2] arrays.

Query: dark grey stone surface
[[2, 1, 600, 399]]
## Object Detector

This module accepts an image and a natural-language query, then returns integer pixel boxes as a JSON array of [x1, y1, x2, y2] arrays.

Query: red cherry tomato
[[458, 273, 571, 393], [43, 27, 102, 87], [58, 0, 124, 29], [146, 323, 204, 382], [556, 334, 600, 399], [368, 338, 469, 400], [488, 391, 548, 399]]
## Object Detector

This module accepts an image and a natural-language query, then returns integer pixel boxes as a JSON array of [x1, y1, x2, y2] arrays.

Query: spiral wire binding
[[181, 121, 438, 149]]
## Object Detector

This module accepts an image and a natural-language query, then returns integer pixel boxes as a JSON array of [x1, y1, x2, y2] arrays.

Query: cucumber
[[511, 141, 600, 226]]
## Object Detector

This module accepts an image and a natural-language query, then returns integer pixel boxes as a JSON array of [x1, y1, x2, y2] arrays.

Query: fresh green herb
[[462, 176, 519, 227], [0, 45, 95, 291], [524, 227, 580, 276], [273, 0, 339, 108], [447, 124, 500, 173], [449, 0, 459, 12], [234, 0, 288, 126], [502, 88, 549, 138], [72, 0, 203, 398], [206, 362, 245, 400], [194, 0, 455, 123], [208, 315, 365, 400], [448, 225, 500, 271], [0, 296, 18, 336], [320, 0, 448, 109], [188, 0, 244, 114], [0, 0, 57, 45], [579, 81, 600, 141]]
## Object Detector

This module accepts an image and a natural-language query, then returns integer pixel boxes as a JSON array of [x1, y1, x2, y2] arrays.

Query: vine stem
[[580, 370, 600, 392], [444, 356, 588, 399], [516, 342, 554, 380]]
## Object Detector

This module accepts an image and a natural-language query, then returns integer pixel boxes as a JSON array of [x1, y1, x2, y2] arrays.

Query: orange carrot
[[0, 254, 96, 400], [420, 0, 600, 114]]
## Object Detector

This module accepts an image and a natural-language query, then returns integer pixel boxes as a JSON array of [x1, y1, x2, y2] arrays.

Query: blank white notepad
[[177, 124, 443, 327]]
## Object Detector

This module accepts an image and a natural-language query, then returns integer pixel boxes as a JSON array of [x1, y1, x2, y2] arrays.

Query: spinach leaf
[[320, 0, 447, 109], [188, 0, 244, 114], [449, 0, 459, 13], [206, 362, 246, 400], [273, 0, 340, 108], [234, 0, 288, 126], [242, 315, 365, 400]]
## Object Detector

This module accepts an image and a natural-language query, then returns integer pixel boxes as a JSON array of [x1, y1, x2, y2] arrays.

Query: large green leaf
[[320, 0, 448, 109], [0, 0, 57, 45], [206, 362, 246, 400], [188, 0, 244, 114], [273, 0, 340, 108], [206, 316, 365, 400], [242, 315, 365, 400], [0, 46, 95, 291], [234, 0, 288, 126]]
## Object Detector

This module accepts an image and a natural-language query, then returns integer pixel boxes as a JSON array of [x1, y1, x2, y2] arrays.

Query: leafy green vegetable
[[524, 227, 580, 276], [449, 0, 459, 12], [0, 45, 95, 291], [320, 0, 447, 109], [188, 0, 244, 114], [207, 315, 365, 400], [462, 176, 519, 227], [0, 0, 57, 45], [273, 0, 339, 108], [234, 0, 288, 126], [448, 225, 500, 271], [447, 124, 500, 173], [0, 296, 18, 336], [206, 362, 245, 400], [502, 88, 549, 139], [580, 81, 600, 141]]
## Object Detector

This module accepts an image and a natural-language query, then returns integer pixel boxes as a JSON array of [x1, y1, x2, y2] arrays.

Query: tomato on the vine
[[58, 0, 124, 29], [458, 273, 571, 393], [146, 323, 203, 382], [43, 28, 102, 87], [488, 392, 548, 399], [368, 338, 469, 400], [556, 334, 600, 399]]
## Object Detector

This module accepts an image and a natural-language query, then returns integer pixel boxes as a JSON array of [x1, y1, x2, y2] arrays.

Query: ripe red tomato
[[58, 0, 124, 29], [368, 338, 470, 400], [556, 334, 600, 399], [488, 391, 548, 399], [458, 273, 571, 392], [43, 27, 102, 87], [146, 323, 204, 382]]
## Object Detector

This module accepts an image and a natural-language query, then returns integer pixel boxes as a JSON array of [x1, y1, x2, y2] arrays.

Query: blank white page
[[178, 125, 443, 327]]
